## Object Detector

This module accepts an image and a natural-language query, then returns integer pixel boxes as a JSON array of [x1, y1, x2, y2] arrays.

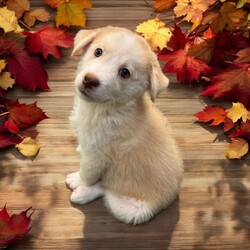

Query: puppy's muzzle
[[82, 73, 100, 89]]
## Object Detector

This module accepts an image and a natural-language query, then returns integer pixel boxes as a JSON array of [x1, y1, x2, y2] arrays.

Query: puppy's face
[[73, 27, 169, 103]]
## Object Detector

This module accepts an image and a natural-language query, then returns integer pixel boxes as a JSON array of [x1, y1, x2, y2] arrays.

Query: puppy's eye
[[94, 48, 103, 57], [119, 68, 130, 79]]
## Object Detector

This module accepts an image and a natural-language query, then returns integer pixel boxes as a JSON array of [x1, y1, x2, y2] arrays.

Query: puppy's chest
[[77, 115, 119, 152]]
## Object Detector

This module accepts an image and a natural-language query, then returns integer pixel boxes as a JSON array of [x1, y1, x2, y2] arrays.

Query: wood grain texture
[[1, 1, 250, 249]]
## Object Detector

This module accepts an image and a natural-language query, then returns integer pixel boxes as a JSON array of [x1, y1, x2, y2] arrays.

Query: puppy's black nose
[[82, 73, 100, 89]]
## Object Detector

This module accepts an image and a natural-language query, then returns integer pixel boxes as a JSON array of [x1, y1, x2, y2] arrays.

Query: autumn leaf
[[234, 48, 250, 64], [24, 8, 50, 27], [195, 105, 234, 132], [4, 118, 20, 134], [6, 99, 48, 129], [0, 59, 15, 91], [230, 121, 250, 141], [174, 0, 216, 22], [188, 32, 249, 66], [225, 138, 249, 159], [166, 25, 188, 51], [0, 205, 33, 247], [203, 28, 215, 39], [0, 7, 23, 33], [45, 0, 92, 9], [226, 102, 250, 123], [45, 0, 92, 27], [0, 98, 46, 151], [202, 2, 248, 33], [0, 60, 6, 72], [44, 0, 63, 8], [20, 129, 39, 139], [23, 26, 73, 59], [158, 49, 211, 82], [2, 39, 49, 91], [6, 0, 30, 19], [153, 0, 176, 12], [56, 2, 85, 27], [135, 18, 172, 51], [16, 137, 40, 157], [201, 64, 250, 108], [237, 0, 250, 8], [0, 72, 15, 90], [188, 37, 215, 64], [0, 134, 22, 149]]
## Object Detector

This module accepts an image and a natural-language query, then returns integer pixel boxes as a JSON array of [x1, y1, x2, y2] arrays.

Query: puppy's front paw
[[70, 183, 104, 204], [66, 171, 84, 190]]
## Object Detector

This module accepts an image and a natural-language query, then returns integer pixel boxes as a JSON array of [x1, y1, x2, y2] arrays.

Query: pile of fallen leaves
[[136, 0, 250, 159], [0, 0, 91, 246], [0, 0, 92, 158]]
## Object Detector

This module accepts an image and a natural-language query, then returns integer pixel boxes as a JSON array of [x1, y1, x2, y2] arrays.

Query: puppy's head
[[72, 26, 169, 103]]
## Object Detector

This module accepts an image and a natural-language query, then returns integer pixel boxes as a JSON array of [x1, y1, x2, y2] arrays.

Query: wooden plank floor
[[1, 1, 250, 249]]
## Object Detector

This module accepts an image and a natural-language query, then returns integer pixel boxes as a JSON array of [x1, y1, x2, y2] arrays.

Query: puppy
[[66, 26, 183, 225]]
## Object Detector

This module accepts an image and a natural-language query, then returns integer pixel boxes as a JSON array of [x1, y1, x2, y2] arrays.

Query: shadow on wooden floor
[[193, 160, 250, 249], [73, 198, 180, 249]]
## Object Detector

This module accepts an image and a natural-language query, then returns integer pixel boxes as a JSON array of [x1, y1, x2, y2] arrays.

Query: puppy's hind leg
[[104, 191, 155, 225]]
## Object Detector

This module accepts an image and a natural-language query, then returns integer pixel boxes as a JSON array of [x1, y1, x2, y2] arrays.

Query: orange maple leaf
[[174, 0, 216, 22], [195, 105, 234, 132], [153, 0, 176, 12]]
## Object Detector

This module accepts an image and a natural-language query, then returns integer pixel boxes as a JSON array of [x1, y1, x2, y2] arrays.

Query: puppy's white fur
[[66, 26, 183, 225]]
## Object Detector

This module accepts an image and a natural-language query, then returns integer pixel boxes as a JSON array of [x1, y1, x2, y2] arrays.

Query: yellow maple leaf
[[135, 18, 172, 51], [0, 60, 6, 72], [56, 1, 86, 27], [225, 138, 249, 159], [226, 102, 250, 123], [16, 137, 40, 157], [0, 72, 15, 90], [0, 7, 23, 33]]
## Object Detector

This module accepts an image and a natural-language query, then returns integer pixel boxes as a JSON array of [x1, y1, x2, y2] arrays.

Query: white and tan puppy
[[66, 26, 183, 225]]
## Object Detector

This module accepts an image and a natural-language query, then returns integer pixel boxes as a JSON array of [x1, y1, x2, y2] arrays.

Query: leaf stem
[[19, 20, 32, 31], [0, 111, 9, 117]]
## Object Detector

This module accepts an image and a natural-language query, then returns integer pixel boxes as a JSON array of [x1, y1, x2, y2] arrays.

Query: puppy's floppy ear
[[149, 59, 169, 102], [71, 29, 98, 56]]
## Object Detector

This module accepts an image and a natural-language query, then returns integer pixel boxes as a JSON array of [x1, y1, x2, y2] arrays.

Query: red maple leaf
[[167, 25, 188, 51], [23, 26, 73, 59], [211, 32, 249, 67], [1, 39, 49, 92], [201, 64, 250, 108], [159, 49, 211, 82], [229, 121, 250, 141], [195, 105, 234, 132], [0, 205, 33, 247], [0, 134, 22, 149], [6, 99, 48, 129], [4, 118, 20, 134]]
